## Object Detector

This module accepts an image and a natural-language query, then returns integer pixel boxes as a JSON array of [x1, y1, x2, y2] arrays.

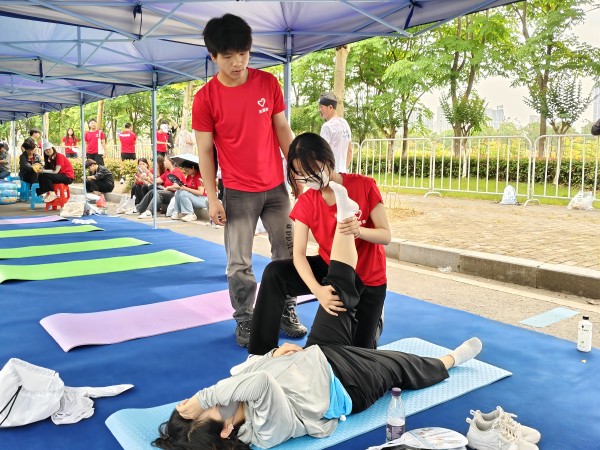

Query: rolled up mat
[[0, 216, 67, 225], [41, 291, 315, 352], [105, 338, 511, 450], [0, 237, 150, 259], [0, 224, 102, 239], [0, 249, 201, 284]]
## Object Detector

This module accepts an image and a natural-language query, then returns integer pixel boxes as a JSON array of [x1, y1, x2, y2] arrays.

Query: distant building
[[593, 86, 600, 121], [485, 105, 505, 130], [435, 106, 452, 133]]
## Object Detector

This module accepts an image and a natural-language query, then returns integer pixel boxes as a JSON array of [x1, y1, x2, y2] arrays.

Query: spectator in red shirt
[[36, 141, 74, 203], [135, 156, 186, 218], [118, 123, 137, 160], [193, 14, 305, 347], [61, 128, 80, 159], [84, 119, 106, 166], [157, 121, 170, 156], [169, 160, 207, 222]]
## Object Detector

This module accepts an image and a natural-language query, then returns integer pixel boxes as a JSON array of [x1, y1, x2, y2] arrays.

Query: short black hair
[[88, 118, 97, 124], [287, 133, 336, 190], [203, 14, 252, 57], [29, 128, 41, 136], [124, 123, 132, 129]]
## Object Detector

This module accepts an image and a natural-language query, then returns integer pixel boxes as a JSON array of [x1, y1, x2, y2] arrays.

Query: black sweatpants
[[136, 188, 174, 213], [86, 179, 113, 194], [36, 173, 73, 195], [86, 153, 105, 166], [131, 183, 150, 205], [248, 256, 386, 355], [308, 260, 449, 413]]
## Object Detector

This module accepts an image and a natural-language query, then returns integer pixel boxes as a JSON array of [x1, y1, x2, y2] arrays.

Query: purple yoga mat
[[0, 216, 67, 225], [40, 290, 316, 352]]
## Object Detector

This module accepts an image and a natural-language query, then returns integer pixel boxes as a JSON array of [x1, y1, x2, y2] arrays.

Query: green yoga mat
[[0, 225, 102, 239], [0, 238, 150, 259], [0, 250, 202, 283]]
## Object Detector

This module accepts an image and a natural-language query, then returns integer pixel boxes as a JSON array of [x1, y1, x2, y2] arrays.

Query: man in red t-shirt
[[84, 119, 106, 166], [118, 123, 137, 161], [156, 121, 170, 156], [192, 13, 305, 347]]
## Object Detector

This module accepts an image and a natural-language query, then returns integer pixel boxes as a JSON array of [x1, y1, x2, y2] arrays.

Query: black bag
[[591, 119, 600, 136]]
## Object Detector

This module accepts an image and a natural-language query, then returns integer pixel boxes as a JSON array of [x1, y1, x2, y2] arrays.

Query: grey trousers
[[223, 182, 294, 323]]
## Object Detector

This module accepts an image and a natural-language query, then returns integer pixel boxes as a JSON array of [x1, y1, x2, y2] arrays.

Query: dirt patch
[[386, 207, 423, 222]]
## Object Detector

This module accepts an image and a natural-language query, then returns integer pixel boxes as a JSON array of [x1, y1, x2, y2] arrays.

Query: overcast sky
[[421, 7, 600, 128]]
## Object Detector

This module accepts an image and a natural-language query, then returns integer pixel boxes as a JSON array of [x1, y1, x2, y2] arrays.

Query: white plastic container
[[577, 316, 592, 352]]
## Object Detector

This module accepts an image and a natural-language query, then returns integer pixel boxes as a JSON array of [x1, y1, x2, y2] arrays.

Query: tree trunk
[[333, 45, 349, 117], [42, 112, 50, 139], [181, 81, 194, 132], [96, 100, 105, 131]]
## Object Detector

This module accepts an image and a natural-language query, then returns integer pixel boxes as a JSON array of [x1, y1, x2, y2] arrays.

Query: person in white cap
[[319, 92, 353, 173], [36, 140, 74, 203]]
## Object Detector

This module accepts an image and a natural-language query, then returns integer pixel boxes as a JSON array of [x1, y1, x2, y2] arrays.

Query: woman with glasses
[[248, 132, 391, 356]]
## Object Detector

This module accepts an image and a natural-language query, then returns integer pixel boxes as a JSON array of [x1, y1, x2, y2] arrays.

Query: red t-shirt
[[289, 174, 387, 286], [118, 130, 137, 154], [84, 130, 105, 154], [192, 68, 286, 192], [160, 167, 185, 187], [61, 136, 79, 155], [55, 153, 74, 179], [156, 131, 169, 153], [185, 172, 205, 194]]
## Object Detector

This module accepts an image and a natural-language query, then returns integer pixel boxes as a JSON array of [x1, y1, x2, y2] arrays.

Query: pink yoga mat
[[40, 290, 316, 352], [0, 216, 67, 225]]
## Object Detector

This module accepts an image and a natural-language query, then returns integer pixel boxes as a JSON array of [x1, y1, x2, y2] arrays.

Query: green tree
[[430, 10, 512, 155], [508, 0, 600, 155]]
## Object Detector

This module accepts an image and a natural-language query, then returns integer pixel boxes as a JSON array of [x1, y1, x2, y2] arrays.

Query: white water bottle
[[386, 387, 406, 441], [577, 316, 592, 352]]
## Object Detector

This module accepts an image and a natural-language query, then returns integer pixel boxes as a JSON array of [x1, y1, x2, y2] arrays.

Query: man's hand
[[273, 343, 303, 358], [208, 198, 226, 225], [314, 285, 346, 316], [176, 397, 204, 420]]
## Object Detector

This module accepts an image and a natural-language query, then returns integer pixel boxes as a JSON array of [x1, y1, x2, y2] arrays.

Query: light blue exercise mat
[[105, 338, 511, 450], [519, 307, 580, 328]]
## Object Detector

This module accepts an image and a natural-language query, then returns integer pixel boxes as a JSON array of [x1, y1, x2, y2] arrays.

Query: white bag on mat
[[166, 196, 176, 217], [0, 358, 64, 427]]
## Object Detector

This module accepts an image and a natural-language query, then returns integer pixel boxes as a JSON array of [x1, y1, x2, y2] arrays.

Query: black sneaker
[[235, 321, 251, 347], [280, 304, 308, 338]]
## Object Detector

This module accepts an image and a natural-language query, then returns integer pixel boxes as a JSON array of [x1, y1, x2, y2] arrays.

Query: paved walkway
[[381, 192, 600, 272]]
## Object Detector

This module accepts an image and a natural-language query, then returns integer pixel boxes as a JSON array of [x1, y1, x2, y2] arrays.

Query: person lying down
[[152, 181, 483, 450]]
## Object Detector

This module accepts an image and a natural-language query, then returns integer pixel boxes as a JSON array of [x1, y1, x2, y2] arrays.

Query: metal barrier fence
[[355, 138, 434, 192], [353, 135, 600, 206], [530, 134, 599, 204]]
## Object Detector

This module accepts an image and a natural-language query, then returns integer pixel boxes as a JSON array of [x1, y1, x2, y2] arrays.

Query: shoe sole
[[280, 325, 308, 338]]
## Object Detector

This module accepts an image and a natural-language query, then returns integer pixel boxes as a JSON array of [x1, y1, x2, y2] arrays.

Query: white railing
[[430, 136, 532, 200], [530, 135, 599, 204], [355, 138, 434, 192]]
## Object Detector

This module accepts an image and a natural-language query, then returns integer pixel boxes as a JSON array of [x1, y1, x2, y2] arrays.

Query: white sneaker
[[170, 212, 183, 220], [466, 417, 538, 450], [230, 354, 261, 376], [120, 177, 125, 184], [470, 407, 541, 444], [125, 208, 139, 215], [43, 192, 57, 203], [138, 210, 152, 219], [181, 213, 197, 222]]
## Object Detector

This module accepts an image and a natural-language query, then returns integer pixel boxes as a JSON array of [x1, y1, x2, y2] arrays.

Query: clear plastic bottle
[[386, 387, 406, 441], [577, 316, 592, 352]]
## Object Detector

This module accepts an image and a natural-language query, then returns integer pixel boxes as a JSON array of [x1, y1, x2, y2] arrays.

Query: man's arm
[[346, 142, 353, 171], [196, 130, 226, 224], [272, 111, 294, 160]]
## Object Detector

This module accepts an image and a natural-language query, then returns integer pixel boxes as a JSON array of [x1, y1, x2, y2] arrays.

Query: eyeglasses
[[293, 165, 325, 184]]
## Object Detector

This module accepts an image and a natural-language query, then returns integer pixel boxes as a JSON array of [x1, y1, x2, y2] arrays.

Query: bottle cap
[[391, 387, 402, 396], [583, 316, 589, 320]]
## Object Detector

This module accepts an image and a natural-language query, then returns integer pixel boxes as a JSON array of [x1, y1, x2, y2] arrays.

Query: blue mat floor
[[0, 215, 598, 449]]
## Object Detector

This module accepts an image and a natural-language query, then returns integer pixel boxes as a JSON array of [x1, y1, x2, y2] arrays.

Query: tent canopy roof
[[0, 0, 518, 121]]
